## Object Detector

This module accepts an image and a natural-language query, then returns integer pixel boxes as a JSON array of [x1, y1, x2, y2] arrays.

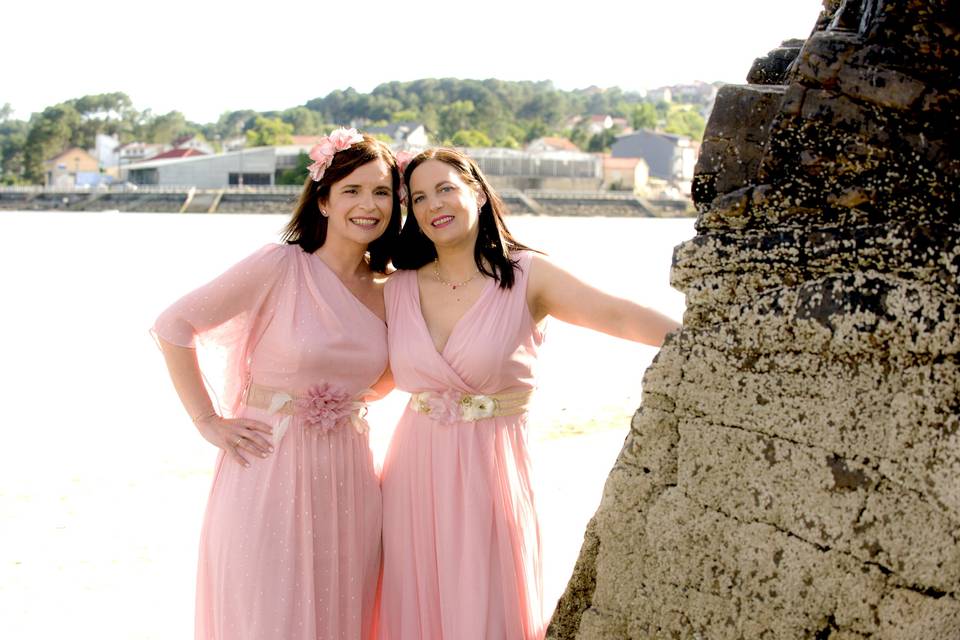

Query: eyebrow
[[340, 183, 391, 189], [410, 181, 453, 197]]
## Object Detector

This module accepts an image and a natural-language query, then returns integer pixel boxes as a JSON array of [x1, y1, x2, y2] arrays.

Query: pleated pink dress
[[153, 243, 386, 640], [379, 251, 546, 640]]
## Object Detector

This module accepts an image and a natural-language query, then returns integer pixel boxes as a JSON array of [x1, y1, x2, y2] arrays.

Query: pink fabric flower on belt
[[395, 150, 415, 206], [307, 127, 364, 182], [423, 389, 468, 426], [296, 381, 370, 434]]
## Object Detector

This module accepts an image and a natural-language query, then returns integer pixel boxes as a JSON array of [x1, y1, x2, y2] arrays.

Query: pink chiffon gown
[[153, 243, 386, 640], [378, 251, 546, 640]]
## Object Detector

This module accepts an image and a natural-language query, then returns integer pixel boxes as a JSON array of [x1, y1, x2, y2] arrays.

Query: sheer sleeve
[[151, 243, 293, 416]]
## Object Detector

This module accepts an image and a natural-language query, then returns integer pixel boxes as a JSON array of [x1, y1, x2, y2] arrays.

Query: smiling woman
[[283, 131, 400, 273], [151, 129, 402, 640], [376, 148, 680, 639]]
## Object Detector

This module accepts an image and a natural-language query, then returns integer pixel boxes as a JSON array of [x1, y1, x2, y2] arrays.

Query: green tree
[[0, 110, 28, 184], [438, 100, 475, 142], [69, 92, 141, 146], [22, 103, 82, 183], [277, 152, 311, 185], [451, 129, 492, 147], [523, 119, 548, 143], [587, 126, 623, 153], [630, 103, 658, 130], [566, 123, 591, 150], [281, 107, 323, 135], [664, 109, 705, 141], [246, 116, 294, 147], [143, 111, 194, 144], [214, 110, 259, 140], [391, 109, 420, 122], [419, 104, 439, 136]]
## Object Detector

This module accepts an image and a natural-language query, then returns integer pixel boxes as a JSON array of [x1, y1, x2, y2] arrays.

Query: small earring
[[319, 209, 328, 217]]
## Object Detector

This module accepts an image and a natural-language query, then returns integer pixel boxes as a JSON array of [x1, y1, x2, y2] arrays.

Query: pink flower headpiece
[[395, 150, 416, 205], [307, 127, 364, 182]]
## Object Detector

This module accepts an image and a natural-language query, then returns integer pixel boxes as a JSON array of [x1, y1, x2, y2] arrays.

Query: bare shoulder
[[525, 252, 569, 320], [379, 267, 416, 297], [526, 251, 569, 290]]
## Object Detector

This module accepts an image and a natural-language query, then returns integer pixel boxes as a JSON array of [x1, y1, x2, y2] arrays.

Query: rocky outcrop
[[548, 1, 959, 637]]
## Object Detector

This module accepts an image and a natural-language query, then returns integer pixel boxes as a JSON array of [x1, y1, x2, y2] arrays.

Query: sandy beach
[[0, 211, 692, 638]]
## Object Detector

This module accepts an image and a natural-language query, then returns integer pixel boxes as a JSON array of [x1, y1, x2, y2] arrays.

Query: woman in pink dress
[[378, 148, 680, 639], [153, 129, 400, 640]]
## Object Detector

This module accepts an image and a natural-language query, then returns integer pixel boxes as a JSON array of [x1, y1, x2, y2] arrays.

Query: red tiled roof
[[147, 148, 207, 160], [536, 136, 580, 151]]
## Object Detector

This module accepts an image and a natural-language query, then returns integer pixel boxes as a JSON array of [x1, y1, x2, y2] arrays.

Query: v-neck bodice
[[385, 251, 544, 395], [307, 251, 386, 325], [414, 271, 497, 355]]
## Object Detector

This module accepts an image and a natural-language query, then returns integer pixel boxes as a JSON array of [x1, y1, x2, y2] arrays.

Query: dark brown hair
[[282, 133, 401, 273], [393, 147, 536, 289]]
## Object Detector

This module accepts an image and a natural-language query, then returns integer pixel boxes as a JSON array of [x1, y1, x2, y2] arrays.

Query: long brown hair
[[282, 133, 401, 273], [393, 147, 536, 289]]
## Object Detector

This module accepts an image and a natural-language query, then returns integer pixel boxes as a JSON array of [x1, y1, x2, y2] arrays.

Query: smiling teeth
[[432, 216, 453, 226], [351, 219, 377, 227]]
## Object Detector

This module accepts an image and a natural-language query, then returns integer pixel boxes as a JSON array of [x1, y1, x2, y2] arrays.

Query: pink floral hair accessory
[[307, 127, 364, 182], [395, 150, 416, 205]]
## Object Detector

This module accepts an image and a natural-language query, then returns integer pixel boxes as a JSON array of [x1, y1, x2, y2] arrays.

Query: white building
[[125, 147, 283, 187], [95, 134, 120, 168]]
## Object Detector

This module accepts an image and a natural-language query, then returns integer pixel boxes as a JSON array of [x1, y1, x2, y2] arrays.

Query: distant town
[[0, 80, 721, 216]]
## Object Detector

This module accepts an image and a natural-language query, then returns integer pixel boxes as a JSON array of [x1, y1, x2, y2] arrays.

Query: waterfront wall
[[0, 186, 692, 218]]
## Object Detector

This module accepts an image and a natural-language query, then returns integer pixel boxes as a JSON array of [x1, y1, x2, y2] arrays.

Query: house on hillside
[[646, 87, 673, 103], [223, 136, 247, 152], [44, 148, 101, 187], [611, 129, 698, 195], [602, 156, 650, 194], [366, 122, 429, 148], [526, 137, 581, 153], [585, 114, 613, 135], [117, 141, 169, 165], [171, 134, 215, 155]]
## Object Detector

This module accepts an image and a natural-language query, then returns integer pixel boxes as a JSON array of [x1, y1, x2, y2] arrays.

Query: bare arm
[[158, 338, 273, 467], [527, 253, 681, 347]]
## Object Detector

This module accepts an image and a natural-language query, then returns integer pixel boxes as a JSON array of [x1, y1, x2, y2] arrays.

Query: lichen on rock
[[547, 1, 960, 637]]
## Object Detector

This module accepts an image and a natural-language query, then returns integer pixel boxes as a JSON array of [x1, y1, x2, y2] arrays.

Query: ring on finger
[[234, 436, 244, 447]]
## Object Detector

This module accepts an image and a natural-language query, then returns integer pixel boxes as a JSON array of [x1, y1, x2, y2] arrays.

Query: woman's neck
[[315, 238, 368, 279], [434, 243, 480, 281]]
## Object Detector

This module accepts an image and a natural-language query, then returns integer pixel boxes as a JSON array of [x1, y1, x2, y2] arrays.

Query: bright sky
[[3, 0, 823, 124]]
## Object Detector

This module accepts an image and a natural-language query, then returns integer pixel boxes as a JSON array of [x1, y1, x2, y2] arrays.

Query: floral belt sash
[[409, 389, 532, 426], [245, 382, 372, 445]]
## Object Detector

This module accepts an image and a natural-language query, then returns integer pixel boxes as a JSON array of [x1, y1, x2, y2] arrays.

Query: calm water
[[0, 211, 694, 639]]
